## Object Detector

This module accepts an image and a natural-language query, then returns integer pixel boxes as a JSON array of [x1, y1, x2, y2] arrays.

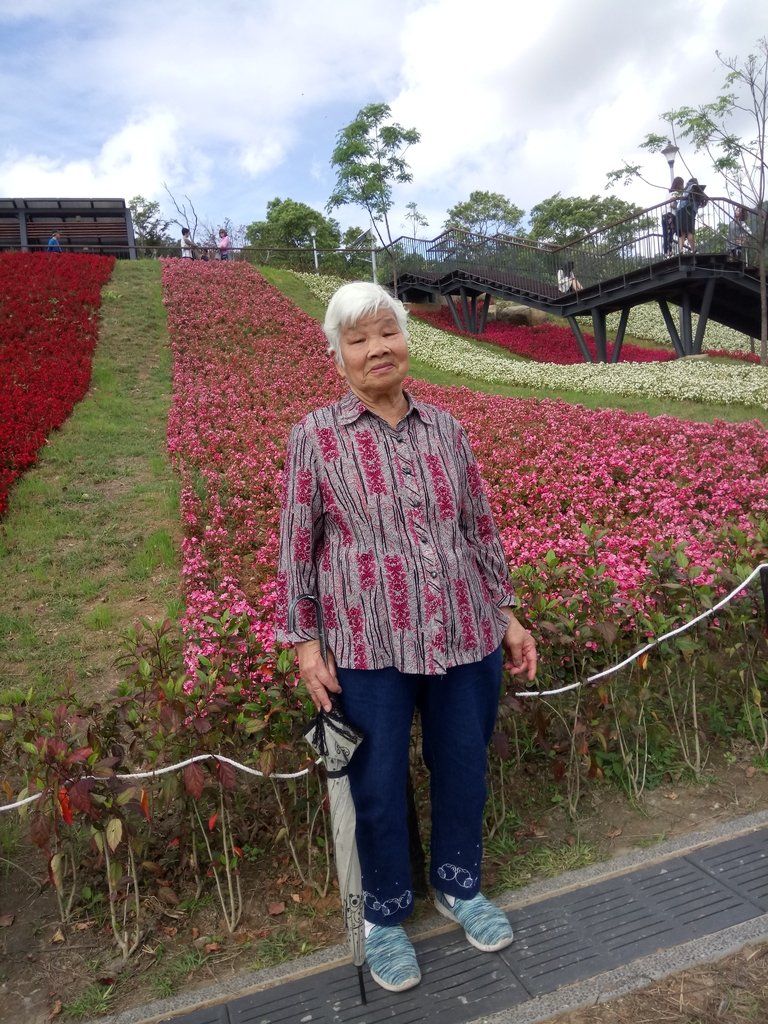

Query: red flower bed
[[413, 305, 674, 364], [0, 253, 115, 516], [706, 348, 762, 364]]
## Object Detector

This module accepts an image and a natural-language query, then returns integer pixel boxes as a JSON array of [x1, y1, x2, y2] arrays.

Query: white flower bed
[[602, 305, 756, 355], [293, 273, 768, 410]]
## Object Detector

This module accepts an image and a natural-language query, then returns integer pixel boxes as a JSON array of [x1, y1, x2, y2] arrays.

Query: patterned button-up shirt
[[275, 391, 516, 675]]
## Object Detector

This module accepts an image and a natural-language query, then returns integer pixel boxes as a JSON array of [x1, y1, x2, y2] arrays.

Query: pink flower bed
[[414, 305, 674, 364], [162, 261, 768, 682]]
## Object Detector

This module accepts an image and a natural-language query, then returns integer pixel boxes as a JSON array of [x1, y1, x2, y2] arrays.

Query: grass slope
[[0, 261, 182, 701]]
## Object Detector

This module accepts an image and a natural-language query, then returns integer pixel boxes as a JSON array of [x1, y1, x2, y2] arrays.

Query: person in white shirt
[[180, 227, 198, 259]]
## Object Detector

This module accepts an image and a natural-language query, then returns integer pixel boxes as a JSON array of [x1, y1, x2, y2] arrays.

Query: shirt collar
[[337, 389, 434, 427]]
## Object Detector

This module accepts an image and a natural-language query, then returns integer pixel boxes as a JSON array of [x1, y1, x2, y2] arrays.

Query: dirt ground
[[548, 944, 768, 1024], [2, 751, 768, 1024]]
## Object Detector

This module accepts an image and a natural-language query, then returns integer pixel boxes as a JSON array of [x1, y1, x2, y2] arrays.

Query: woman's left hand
[[500, 608, 537, 681]]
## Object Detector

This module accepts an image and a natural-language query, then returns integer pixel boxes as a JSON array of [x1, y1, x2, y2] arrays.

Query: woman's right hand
[[295, 640, 342, 713]]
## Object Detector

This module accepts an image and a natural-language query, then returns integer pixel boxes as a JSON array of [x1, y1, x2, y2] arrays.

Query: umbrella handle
[[287, 593, 328, 666]]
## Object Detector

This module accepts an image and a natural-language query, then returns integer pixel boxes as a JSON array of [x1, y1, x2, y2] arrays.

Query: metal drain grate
[[689, 833, 768, 908], [159, 828, 768, 1024]]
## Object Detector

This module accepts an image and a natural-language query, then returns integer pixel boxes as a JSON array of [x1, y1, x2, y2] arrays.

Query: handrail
[[2, 199, 760, 286], [383, 197, 761, 299]]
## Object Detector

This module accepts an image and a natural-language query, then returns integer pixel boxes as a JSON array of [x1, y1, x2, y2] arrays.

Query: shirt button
[[430, 571, 438, 579]]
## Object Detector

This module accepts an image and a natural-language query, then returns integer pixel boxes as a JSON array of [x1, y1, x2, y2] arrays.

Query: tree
[[403, 201, 429, 236], [128, 195, 175, 255], [162, 183, 201, 240], [443, 190, 524, 237], [337, 225, 377, 277], [341, 225, 368, 249], [198, 216, 247, 253], [608, 38, 768, 364], [657, 40, 767, 363], [527, 193, 644, 246], [327, 103, 421, 250], [245, 198, 342, 271]]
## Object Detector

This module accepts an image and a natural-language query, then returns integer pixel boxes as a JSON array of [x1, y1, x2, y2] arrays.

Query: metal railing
[[385, 197, 763, 300], [0, 243, 376, 274], [3, 201, 761, 295]]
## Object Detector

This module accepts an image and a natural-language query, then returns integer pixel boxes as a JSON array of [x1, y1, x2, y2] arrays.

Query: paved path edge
[[85, 808, 768, 1024]]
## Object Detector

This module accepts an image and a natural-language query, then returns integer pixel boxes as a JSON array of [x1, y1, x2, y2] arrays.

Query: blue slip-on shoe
[[434, 890, 514, 952], [365, 923, 421, 993]]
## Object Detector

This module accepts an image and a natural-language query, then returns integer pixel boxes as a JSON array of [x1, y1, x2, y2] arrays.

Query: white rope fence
[[513, 561, 768, 699], [2, 562, 766, 815], [1, 752, 317, 813]]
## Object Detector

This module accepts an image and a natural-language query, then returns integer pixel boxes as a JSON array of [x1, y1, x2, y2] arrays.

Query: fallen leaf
[[48, 999, 62, 1019], [156, 887, 179, 906], [51, 928, 65, 943], [191, 927, 200, 940], [267, 901, 285, 916], [0, 913, 14, 927], [291, 893, 302, 904], [745, 766, 757, 778], [605, 828, 623, 840], [664, 792, 679, 800], [204, 942, 222, 953]]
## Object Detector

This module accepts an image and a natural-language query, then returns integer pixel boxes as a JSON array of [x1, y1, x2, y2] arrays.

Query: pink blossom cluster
[[162, 261, 768, 683], [414, 305, 674, 364]]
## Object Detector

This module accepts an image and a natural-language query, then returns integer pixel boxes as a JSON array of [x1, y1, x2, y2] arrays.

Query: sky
[[0, 0, 765, 242]]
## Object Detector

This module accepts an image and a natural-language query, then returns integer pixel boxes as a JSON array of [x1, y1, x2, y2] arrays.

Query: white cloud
[[0, 0, 765, 230], [386, 0, 765, 226], [0, 111, 196, 200], [240, 137, 290, 177]]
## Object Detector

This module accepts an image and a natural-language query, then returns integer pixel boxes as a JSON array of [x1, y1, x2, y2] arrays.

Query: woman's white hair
[[323, 282, 408, 363]]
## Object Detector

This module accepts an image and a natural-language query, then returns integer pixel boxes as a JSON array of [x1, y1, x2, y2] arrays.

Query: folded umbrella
[[288, 594, 367, 1005]]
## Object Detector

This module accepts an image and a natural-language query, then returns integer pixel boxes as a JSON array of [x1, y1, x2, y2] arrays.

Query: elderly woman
[[276, 282, 537, 993]]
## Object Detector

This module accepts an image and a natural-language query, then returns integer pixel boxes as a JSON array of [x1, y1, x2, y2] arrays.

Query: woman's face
[[336, 307, 409, 402]]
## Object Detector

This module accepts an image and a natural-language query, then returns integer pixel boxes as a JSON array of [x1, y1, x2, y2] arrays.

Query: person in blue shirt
[[47, 231, 63, 253]]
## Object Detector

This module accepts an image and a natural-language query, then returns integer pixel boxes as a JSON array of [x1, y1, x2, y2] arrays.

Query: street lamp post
[[309, 225, 318, 272], [661, 142, 679, 184], [661, 141, 682, 327]]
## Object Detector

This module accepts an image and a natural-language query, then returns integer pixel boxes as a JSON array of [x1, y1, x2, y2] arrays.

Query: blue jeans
[[337, 647, 502, 926]]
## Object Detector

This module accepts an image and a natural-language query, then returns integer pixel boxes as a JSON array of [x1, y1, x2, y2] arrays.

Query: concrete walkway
[[89, 810, 768, 1024]]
